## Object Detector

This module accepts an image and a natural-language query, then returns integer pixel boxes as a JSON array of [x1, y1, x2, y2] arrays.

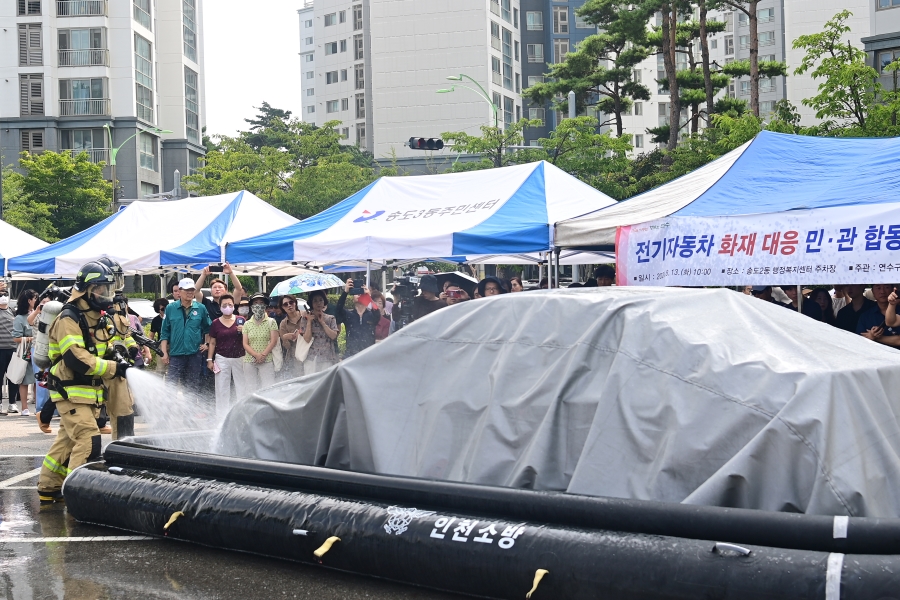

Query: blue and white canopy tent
[[555, 131, 900, 248], [7, 191, 299, 278], [226, 161, 616, 266], [0, 220, 49, 277]]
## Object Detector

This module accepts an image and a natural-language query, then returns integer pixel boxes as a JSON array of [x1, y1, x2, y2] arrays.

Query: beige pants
[[302, 356, 337, 375], [37, 400, 100, 493]]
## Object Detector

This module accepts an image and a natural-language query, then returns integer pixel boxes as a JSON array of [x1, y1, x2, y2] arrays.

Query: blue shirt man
[[160, 278, 211, 392]]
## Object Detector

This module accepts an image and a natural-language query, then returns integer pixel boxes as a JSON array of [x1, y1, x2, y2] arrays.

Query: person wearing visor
[[36, 261, 131, 504]]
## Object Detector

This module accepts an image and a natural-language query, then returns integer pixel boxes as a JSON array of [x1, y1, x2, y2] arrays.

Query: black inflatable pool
[[62, 441, 900, 599]]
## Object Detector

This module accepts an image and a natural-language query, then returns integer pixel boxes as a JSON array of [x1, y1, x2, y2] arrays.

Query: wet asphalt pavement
[[0, 453, 463, 600]]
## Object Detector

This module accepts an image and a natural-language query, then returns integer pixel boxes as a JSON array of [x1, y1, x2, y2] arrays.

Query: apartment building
[[300, 0, 525, 159], [861, 0, 900, 99], [0, 0, 206, 200]]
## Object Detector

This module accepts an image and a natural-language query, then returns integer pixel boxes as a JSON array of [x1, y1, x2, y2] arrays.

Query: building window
[[879, 0, 900, 8], [738, 12, 748, 27], [529, 107, 545, 124], [353, 34, 364, 60], [324, 12, 336, 26], [305, 19, 312, 28], [553, 38, 569, 63], [19, 74, 44, 116], [740, 80, 750, 95], [140, 182, 159, 197], [306, 88, 315, 96], [526, 11, 543, 30], [340, 10, 346, 23], [183, 0, 197, 62], [21, 130, 44, 153], [60, 129, 106, 162], [513, 7, 518, 28], [306, 71, 314, 79], [501, 0, 511, 22], [307, 105, 315, 113], [492, 91, 501, 111], [710, 39, 718, 49], [759, 31, 775, 46], [491, 22, 501, 51], [502, 29, 514, 89], [59, 77, 107, 115], [758, 7, 775, 23], [724, 12, 733, 32], [18, 0, 41, 15], [503, 96, 513, 125], [724, 35, 734, 55], [305, 53, 314, 62], [515, 73, 520, 93], [759, 77, 775, 93], [341, 69, 348, 81], [514, 40, 519, 61], [305, 37, 313, 45], [135, 34, 154, 122], [58, 28, 106, 66], [18, 24, 43, 66], [634, 134, 643, 148], [879, 49, 900, 72], [492, 57, 502, 85], [340, 127, 349, 139], [326, 71, 338, 84], [490, 0, 500, 17], [516, 104, 521, 121], [133, 0, 151, 28], [760, 54, 775, 63], [633, 69, 642, 83], [353, 4, 363, 30], [342, 98, 349, 110], [526, 44, 544, 63], [760, 100, 776, 114], [326, 42, 338, 55], [326, 100, 340, 113], [575, 13, 593, 28], [739, 35, 749, 50], [139, 132, 157, 171], [356, 125, 366, 148], [340, 39, 347, 52], [355, 64, 365, 89], [553, 6, 568, 34], [356, 94, 365, 119], [185, 67, 200, 143], [634, 102, 643, 115], [527, 75, 543, 87]]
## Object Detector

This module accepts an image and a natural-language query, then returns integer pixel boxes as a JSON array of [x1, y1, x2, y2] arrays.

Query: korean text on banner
[[616, 203, 900, 287]]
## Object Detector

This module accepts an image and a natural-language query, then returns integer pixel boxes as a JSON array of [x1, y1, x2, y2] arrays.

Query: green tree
[[524, 0, 652, 137], [443, 119, 541, 169], [1, 167, 57, 241], [792, 10, 881, 133], [10, 151, 111, 240]]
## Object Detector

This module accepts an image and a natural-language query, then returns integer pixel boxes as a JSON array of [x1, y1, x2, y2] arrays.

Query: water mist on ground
[[124, 369, 222, 453]]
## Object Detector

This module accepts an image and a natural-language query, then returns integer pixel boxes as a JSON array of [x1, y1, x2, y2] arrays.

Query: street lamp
[[103, 124, 172, 209], [437, 74, 499, 128]]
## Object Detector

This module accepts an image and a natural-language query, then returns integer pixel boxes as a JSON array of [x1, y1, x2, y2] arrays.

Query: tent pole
[[555, 248, 561, 288], [262, 272, 268, 295], [366, 260, 371, 289], [797, 285, 802, 314]]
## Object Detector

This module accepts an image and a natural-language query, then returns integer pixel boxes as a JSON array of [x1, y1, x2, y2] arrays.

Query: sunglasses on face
[[282, 301, 297, 307]]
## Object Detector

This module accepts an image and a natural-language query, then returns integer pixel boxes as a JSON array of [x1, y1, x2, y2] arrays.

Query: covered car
[[216, 287, 900, 518]]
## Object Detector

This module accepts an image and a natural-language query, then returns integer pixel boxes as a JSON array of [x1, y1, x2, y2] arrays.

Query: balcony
[[59, 98, 110, 116], [59, 48, 109, 67], [66, 148, 109, 163], [57, 0, 107, 16]]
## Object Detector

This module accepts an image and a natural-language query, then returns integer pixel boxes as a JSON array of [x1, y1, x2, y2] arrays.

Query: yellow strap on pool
[[313, 536, 341, 558], [163, 511, 185, 531], [525, 569, 549, 598]]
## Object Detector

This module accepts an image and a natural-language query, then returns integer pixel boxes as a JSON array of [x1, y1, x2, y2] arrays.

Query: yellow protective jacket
[[47, 296, 125, 404]]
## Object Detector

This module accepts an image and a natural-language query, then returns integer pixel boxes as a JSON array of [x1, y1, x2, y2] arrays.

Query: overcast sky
[[203, 1, 305, 137]]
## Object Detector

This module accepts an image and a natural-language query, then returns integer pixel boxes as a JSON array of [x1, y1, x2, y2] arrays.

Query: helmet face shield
[[88, 283, 115, 307], [113, 272, 125, 292]]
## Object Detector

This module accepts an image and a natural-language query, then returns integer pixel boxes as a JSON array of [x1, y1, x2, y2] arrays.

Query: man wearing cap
[[749, 285, 791, 308], [335, 279, 380, 358], [411, 274, 447, 322], [159, 277, 212, 395]]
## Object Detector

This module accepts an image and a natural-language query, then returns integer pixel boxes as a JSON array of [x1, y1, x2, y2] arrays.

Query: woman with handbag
[[278, 294, 304, 380], [297, 290, 339, 375], [11, 289, 38, 417], [0, 291, 21, 415]]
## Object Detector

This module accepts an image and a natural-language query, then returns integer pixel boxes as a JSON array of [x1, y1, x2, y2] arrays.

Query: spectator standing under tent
[[857, 284, 900, 347], [477, 277, 508, 298], [242, 293, 279, 389], [11, 289, 37, 417], [509, 276, 525, 292], [410, 275, 446, 322], [370, 290, 391, 341], [336, 279, 380, 358], [831, 285, 849, 316], [150, 298, 168, 341], [193, 264, 246, 320], [278, 294, 305, 378], [782, 286, 823, 320], [207, 294, 247, 416], [297, 290, 340, 374], [159, 278, 212, 396], [442, 285, 471, 306], [166, 281, 181, 302], [0, 292, 21, 415], [835, 285, 875, 333], [810, 289, 836, 326]]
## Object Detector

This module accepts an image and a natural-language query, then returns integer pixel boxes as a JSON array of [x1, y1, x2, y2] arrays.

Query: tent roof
[[556, 131, 900, 247], [0, 220, 48, 266], [8, 191, 299, 278], [226, 161, 615, 264]]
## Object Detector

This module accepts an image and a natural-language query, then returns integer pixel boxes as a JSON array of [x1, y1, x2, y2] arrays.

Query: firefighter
[[36, 261, 130, 504]]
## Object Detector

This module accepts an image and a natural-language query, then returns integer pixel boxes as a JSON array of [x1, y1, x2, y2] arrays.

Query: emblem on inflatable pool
[[384, 506, 435, 536]]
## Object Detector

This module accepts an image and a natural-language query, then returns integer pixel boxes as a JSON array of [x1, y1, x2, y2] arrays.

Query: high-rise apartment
[[0, 0, 206, 199], [300, 0, 524, 159]]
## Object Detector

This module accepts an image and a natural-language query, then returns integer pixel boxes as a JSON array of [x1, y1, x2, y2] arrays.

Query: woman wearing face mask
[[207, 294, 247, 415], [237, 297, 250, 319], [242, 293, 279, 390]]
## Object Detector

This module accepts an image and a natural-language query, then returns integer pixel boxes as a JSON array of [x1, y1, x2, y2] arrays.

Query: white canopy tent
[[0, 220, 48, 277]]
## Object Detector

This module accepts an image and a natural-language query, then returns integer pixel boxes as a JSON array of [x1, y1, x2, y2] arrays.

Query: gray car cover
[[216, 287, 900, 518]]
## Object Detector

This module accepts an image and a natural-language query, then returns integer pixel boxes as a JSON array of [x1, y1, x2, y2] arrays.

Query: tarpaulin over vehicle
[[216, 287, 900, 518]]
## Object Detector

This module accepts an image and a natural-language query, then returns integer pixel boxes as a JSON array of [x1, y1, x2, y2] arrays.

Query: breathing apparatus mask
[[86, 283, 115, 312]]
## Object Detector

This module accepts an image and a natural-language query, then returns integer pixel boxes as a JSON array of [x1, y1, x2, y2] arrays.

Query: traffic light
[[408, 137, 444, 150]]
